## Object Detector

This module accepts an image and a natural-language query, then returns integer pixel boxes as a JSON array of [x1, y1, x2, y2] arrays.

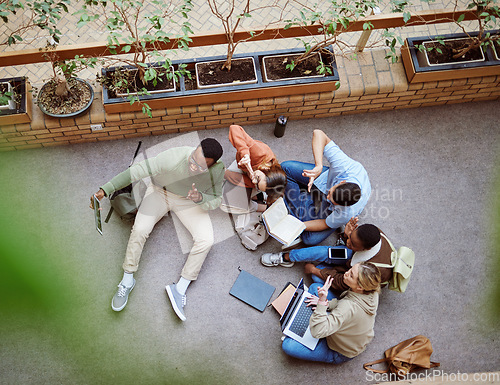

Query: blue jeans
[[281, 160, 334, 246], [288, 245, 353, 265], [281, 284, 352, 364]]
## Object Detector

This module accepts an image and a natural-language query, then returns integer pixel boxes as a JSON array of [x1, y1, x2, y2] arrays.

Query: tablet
[[93, 195, 103, 235]]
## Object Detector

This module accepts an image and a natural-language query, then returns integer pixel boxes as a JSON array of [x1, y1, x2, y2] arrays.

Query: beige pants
[[123, 184, 214, 280]]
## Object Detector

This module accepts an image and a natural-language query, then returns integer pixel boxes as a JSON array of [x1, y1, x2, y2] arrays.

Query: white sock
[[175, 277, 191, 295], [121, 272, 134, 287]]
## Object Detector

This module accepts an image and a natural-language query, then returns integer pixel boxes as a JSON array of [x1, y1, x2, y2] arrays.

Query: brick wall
[[1, 50, 499, 152]]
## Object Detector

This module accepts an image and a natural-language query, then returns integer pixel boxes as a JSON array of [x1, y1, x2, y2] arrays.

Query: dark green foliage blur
[[487, 159, 500, 326]]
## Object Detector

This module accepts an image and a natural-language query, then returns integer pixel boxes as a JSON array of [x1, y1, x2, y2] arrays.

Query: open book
[[262, 197, 306, 246]]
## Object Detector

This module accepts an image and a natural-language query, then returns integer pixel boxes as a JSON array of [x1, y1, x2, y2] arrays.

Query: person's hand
[[317, 275, 333, 302], [344, 216, 359, 238], [187, 183, 203, 203], [305, 294, 319, 309], [238, 154, 255, 182], [302, 165, 323, 192], [90, 189, 105, 209]]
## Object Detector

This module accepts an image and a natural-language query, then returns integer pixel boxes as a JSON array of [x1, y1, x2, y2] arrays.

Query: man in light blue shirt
[[281, 129, 371, 246]]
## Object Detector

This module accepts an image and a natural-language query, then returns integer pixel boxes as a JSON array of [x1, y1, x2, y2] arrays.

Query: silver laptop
[[280, 279, 319, 350]]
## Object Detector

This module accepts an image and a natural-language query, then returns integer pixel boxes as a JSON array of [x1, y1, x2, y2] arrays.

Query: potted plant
[[0, 77, 32, 124], [36, 49, 99, 118], [401, 0, 500, 83], [194, 0, 286, 89], [76, 0, 193, 116], [277, 0, 407, 88], [0, 0, 71, 122]]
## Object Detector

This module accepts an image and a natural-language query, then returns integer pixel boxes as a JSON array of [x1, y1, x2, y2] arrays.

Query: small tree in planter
[[196, 0, 288, 88], [415, 0, 500, 63], [207, 0, 289, 71], [0, 0, 70, 106], [281, 0, 409, 82], [76, 0, 193, 116], [36, 48, 100, 117]]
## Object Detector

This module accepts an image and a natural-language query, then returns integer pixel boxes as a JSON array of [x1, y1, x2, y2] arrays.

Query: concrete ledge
[[1, 49, 499, 151]]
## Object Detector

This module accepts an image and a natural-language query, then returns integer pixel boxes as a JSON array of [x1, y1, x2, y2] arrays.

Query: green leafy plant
[[207, 0, 289, 71], [0, 0, 70, 46], [76, 0, 193, 116], [0, 0, 70, 106], [283, 0, 410, 75], [417, 0, 500, 60], [0, 82, 14, 107]]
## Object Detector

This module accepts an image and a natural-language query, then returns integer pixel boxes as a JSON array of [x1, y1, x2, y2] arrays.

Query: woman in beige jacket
[[282, 262, 381, 363]]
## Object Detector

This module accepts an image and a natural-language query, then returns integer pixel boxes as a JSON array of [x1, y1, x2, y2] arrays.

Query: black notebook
[[229, 270, 276, 312]]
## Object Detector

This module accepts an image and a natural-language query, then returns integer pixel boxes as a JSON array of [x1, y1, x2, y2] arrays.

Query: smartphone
[[327, 248, 348, 263]]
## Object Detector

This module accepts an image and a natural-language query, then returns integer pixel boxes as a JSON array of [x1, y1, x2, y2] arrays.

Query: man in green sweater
[[92, 138, 225, 320]]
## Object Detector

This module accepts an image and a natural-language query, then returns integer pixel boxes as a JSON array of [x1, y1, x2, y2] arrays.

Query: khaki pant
[[123, 184, 214, 280]]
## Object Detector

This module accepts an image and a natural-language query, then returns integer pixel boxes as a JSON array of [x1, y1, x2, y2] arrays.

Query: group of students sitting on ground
[[91, 124, 396, 364], [225, 125, 391, 363]]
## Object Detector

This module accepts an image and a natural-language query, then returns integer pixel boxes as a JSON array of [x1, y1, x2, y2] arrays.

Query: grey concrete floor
[[0, 100, 499, 385]]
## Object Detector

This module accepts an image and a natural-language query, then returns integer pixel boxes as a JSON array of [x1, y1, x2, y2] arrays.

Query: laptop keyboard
[[289, 300, 314, 337]]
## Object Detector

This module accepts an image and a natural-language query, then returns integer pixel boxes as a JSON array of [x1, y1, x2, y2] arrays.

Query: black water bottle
[[274, 115, 288, 138]]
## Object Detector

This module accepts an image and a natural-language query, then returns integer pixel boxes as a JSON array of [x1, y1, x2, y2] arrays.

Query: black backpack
[[105, 141, 147, 224]]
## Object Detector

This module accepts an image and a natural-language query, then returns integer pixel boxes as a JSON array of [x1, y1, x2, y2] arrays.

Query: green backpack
[[374, 234, 415, 293], [104, 141, 146, 224]]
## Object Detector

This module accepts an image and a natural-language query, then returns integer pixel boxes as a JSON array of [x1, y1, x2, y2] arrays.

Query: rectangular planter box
[[102, 47, 339, 114], [115, 66, 176, 97], [418, 37, 486, 67], [262, 52, 325, 82], [0, 77, 32, 125], [195, 57, 258, 89], [401, 30, 500, 83]]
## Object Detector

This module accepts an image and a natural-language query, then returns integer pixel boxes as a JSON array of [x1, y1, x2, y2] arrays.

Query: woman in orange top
[[227, 124, 287, 205]]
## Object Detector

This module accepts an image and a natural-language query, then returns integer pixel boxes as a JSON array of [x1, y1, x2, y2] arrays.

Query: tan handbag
[[363, 335, 440, 379]]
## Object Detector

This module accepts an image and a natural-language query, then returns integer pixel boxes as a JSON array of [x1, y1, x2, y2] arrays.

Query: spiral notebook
[[229, 269, 275, 312]]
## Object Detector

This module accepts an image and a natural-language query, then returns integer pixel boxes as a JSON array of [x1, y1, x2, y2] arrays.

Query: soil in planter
[[424, 38, 484, 64], [184, 73, 197, 91], [263, 53, 323, 81], [105, 67, 174, 98], [38, 78, 92, 115], [196, 58, 256, 87]]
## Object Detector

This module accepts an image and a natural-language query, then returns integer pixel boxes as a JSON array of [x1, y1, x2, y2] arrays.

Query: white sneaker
[[260, 252, 294, 267]]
